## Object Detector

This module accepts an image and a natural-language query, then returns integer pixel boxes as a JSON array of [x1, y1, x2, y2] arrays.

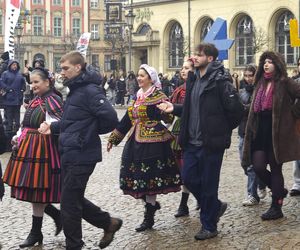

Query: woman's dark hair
[[255, 51, 287, 85], [128, 72, 136, 79]]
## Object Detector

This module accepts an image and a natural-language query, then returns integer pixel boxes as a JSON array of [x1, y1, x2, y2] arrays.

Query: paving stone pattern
[[0, 108, 299, 249]]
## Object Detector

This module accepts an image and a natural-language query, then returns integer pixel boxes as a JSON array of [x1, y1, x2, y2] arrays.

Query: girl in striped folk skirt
[[3, 68, 63, 248]]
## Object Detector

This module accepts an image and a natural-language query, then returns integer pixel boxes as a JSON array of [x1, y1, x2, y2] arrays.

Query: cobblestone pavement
[[0, 108, 299, 249]]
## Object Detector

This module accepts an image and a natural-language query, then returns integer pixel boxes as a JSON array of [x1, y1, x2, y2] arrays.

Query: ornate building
[[128, 0, 300, 75], [0, 0, 120, 75]]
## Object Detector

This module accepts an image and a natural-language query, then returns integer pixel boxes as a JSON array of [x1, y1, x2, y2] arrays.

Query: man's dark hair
[[196, 43, 219, 60]]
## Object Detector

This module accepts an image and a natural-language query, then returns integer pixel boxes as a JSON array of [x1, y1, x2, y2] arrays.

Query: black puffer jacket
[[51, 70, 118, 166], [174, 61, 234, 151]]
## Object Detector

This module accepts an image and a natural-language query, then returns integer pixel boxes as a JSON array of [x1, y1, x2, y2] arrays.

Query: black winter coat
[[51, 70, 118, 166], [173, 61, 233, 151]]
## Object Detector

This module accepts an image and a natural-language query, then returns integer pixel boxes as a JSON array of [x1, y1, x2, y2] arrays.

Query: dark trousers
[[4, 105, 21, 134], [182, 144, 224, 232], [61, 164, 111, 250]]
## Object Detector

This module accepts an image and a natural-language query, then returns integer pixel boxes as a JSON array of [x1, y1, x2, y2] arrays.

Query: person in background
[[115, 72, 126, 106], [0, 110, 6, 201], [238, 65, 267, 206], [107, 64, 181, 232], [170, 70, 182, 89], [290, 57, 300, 197], [0, 60, 26, 152], [232, 72, 239, 90], [161, 74, 173, 98], [3, 68, 63, 248], [126, 71, 138, 105], [54, 73, 69, 102], [242, 51, 300, 220], [171, 57, 197, 217], [107, 74, 116, 106]]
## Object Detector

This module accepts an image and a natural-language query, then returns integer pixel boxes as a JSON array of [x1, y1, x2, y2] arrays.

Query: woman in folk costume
[[3, 68, 63, 248], [107, 64, 181, 232], [171, 58, 199, 217], [242, 51, 300, 220]]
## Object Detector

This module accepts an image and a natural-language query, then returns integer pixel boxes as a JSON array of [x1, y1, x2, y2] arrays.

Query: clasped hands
[[38, 122, 51, 135]]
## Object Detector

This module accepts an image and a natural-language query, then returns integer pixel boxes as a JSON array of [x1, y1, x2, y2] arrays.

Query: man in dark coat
[[0, 60, 26, 150], [157, 43, 236, 240], [39, 51, 122, 250]]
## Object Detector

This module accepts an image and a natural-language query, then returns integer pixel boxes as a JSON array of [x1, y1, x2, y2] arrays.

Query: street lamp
[[125, 8, 136, 72], [14, 23, 24, 62]]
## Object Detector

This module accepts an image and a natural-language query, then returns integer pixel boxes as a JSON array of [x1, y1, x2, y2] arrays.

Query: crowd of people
[[0, 42, 300, 249]]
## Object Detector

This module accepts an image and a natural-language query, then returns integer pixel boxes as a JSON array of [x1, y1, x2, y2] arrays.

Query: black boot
[[44, 204, 62, 236], [174, 192, 189, 217], [135, 202, 160, 232], [19, 216, 43, 248], [261, 197, 284, 221]]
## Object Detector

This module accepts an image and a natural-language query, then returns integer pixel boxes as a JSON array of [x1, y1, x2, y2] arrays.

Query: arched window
[[200, 18, 213, 41], [276, 11, 298, 64], [169, 23, 184, 68], [235, 15, 254, 66], [137, 23, 151, 35]]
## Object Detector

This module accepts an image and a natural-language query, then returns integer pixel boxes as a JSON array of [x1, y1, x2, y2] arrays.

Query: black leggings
[[252, 150, 284, 199]]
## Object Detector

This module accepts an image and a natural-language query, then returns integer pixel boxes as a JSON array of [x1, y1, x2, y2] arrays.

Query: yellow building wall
[[131, 0, 299, 75]]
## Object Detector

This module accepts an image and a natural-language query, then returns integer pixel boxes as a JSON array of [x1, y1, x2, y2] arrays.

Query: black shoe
[[19, 216, 43, 248], [261, 206, 283, 220], [19, 232, 43, 248], [217, 201, 227, 222], [290, 189, 300, 196], [99, 217, 123, 249], [44, 204, 62, 236], [194, 228, 218, 240], [135, 202, 160, 232], [174, 205, 189, 217]]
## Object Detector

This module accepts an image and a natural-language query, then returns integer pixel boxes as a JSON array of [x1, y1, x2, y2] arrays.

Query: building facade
[[128, 0, 300, 75], [0, 0, 121, 75]]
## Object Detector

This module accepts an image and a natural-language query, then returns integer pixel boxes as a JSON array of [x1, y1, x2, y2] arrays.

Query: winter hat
[[140, 64, 161, 89]]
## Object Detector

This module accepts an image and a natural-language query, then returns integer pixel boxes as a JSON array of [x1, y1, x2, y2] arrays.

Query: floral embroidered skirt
[[3, 129, 61, 203], [120, 136, 181, 199]]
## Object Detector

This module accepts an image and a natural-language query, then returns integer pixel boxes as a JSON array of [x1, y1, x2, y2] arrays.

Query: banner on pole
[[5, 0, 22, 59], [76, 33, 91, 58]]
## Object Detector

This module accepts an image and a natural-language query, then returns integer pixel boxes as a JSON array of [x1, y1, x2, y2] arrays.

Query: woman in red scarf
[[170, 58, 197, 217], [242, 51, 300, 220]]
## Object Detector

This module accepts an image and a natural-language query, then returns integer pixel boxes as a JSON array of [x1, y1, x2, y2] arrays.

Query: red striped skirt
[[3, 129, 61, 203]]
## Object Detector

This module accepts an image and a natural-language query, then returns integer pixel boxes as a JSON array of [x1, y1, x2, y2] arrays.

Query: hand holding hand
[[107, 142, 113, 152], [38, 122, 51, 135], [156, 101, 174, 113]]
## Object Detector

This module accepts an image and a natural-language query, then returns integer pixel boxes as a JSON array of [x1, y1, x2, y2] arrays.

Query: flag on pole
[[76, 33, 91, 58], [4, 0, 22, 59]]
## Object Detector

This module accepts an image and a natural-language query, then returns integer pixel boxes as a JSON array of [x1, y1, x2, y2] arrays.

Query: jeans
[[239, 137, 266, 200], [106, 89, 116, 105], [182, 144, 224, 232], [61, 164, 111, 250], [4, 105, 20, 134]]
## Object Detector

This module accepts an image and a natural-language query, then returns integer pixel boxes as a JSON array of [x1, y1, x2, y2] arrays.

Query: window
[[276, 11, 298, 64], [169, 22, 184, 68], [235, 16, 254, 66], [137, 24, 151, 35], [72, 18, 81, 37], [33, 16, 43, 36], [104, 55, 111, 71], [200, 18, 213, 41], [52, 0, 62, 5], [91, 54, 100, 71], [32, 0, 43, 4], [72, 0, 80, 6], [91, 24, 99, 40], [90, 0, 98, 8], [53, 17, 62, 37]]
